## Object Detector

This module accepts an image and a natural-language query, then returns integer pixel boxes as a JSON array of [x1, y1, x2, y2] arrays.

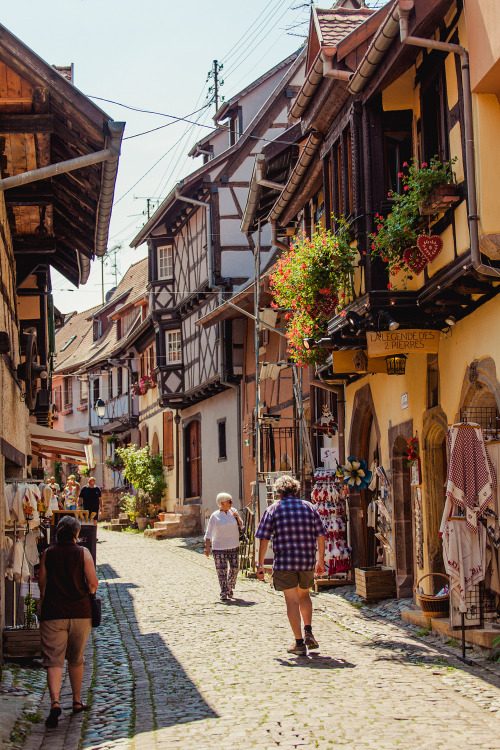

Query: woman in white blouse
[[205, 493, 243, 601]]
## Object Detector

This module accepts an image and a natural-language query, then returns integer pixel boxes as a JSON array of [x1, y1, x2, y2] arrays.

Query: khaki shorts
[[40, 618, 92, 668], [273, 570, 315, 591]]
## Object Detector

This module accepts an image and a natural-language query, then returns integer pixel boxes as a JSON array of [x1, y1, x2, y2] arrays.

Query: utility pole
[[101, 244, 122, 304], [134, 196, 161, 221], [206, 59, 224, 114]]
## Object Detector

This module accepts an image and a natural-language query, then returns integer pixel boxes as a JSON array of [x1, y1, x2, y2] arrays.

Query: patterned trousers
[[212, 548, 239, 597]]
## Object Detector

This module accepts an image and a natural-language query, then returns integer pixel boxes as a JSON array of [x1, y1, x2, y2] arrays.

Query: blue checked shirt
[[256, 495, 327, 571]]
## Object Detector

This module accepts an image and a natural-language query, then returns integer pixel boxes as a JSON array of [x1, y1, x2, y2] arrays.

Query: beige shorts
[[40, 618, 92, 668], [273, 570, 315, 591]]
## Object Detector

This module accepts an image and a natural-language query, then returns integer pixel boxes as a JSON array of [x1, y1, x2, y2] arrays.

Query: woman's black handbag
[[89, 593, 102, 627]]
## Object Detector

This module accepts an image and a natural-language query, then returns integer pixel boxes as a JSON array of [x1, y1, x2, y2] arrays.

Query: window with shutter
[[163, 412, 174, 469]]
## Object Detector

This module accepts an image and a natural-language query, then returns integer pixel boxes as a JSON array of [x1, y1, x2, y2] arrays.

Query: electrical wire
[[219, 0, 288, 67]]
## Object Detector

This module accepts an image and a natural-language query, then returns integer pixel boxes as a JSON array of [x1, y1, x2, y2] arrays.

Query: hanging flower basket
[[270, 216, 356, 366], [105, 455, 125, 472], [311, 292, 339, 319]]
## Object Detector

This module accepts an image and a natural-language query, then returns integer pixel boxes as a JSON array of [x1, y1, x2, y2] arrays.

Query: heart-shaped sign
[[403, 247, 428, 275], [417, 234, 444, 263]]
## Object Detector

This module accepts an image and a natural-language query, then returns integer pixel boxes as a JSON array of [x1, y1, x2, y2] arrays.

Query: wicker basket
[[414, 573, 449, 618]]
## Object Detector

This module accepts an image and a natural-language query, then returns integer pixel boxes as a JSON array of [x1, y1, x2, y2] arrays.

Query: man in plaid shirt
[[256, 475, 326, 655]]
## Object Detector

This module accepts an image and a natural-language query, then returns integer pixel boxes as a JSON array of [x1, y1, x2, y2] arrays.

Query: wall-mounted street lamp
[[95, 398, 106, 419], [385, 354, 407, 375], [379, 310, 400, 331]]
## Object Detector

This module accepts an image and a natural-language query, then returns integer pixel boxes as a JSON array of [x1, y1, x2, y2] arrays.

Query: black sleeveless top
[[40, 542, 92, 621]]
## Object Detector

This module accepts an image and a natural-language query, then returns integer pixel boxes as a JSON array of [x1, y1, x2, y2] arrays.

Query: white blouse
[[205, 509, 241, 550]]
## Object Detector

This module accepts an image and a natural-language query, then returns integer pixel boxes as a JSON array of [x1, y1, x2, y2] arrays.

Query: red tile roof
[[314, 5, 374, 50]]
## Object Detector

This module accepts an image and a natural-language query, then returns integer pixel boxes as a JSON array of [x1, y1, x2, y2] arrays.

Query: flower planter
[[3, 627, 41, 659], [136, 517, 149, 531], [419, 183, 460, 215], [355, 566, 396, 601]]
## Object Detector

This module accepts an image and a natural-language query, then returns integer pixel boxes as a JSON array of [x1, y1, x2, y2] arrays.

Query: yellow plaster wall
[[382, 68, 415, 111], [140, 409, 175, 511], [474, 94, 500, 236]]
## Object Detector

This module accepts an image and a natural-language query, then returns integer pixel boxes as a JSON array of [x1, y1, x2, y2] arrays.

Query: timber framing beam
[[0, 114, 54, 133], [13, 236, 56, 254], [5, 183, 54, 206]]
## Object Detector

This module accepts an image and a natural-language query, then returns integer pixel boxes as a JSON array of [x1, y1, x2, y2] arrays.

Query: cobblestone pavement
[[11, 529, 500, 749]]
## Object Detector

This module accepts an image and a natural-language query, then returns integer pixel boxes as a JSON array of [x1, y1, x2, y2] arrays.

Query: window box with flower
[[269, 217, 357, 367], [370, 157, 457, 288], [131, 372, 157, 396]]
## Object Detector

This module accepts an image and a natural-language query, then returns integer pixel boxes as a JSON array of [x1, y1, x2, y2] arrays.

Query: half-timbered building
[[131, 52, 306, 526], [243, 0, 500, 600]]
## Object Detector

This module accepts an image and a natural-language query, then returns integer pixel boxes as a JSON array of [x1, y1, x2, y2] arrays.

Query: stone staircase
[[101, 513, 130, 532], [144, 505, 201, 540]]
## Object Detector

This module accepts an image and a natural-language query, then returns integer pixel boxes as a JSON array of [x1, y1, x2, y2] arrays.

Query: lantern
[[385, 354, 407, 375]]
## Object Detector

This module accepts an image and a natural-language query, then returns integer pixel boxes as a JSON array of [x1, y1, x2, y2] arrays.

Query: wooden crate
[[3, 628, 42, 659], [355, 566, 396, 601]]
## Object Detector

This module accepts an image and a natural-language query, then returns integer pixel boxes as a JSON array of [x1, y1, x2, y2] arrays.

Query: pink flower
[[422, 162, 428, 167], [398, 172, 404, 178], [382, 256, 389, 263], [387, 282, 393, 290], [271, 301, 278, 309], [339, 310, 347, 317], [371, 243, 376, 250], [404, 185, 410, 192], [403, 161, 408, 167]]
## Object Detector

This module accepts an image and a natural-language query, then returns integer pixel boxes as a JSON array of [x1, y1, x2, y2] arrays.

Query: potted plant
[[270, 216, 357, 366], [370, 156, 457, 287], [115, 445, 167, 530], [106, 433, 118, 445], [79, 464, 90, 478]]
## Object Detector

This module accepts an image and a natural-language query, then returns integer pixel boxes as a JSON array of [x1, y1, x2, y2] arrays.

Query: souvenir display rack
[[310, 469, 353, 592]]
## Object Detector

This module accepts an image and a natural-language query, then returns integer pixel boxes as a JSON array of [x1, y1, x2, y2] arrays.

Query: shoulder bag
[[89, 592, 102, 627]]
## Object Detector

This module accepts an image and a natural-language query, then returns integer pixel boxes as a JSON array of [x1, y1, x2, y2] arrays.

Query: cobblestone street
[[14, 529, 500, 749]]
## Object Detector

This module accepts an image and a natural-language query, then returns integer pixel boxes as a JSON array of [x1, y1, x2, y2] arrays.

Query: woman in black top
[[39, 516, 98, 728]]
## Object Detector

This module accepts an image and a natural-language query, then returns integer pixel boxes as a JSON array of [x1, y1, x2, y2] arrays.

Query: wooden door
[[185, 420, 201, 499]]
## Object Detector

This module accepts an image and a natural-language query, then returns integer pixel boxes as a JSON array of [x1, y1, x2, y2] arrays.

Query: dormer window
[[229, 107, 243, 146], [158, 245, 173, 280], [93, 320, 102, 342]]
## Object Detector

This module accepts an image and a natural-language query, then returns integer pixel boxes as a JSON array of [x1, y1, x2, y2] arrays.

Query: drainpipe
[[322, 55, 353, 81], [397, 2, 499, 280], [270, 220, 289, 253]]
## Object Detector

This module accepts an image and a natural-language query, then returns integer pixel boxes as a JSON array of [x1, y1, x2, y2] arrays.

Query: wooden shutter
[[163, 412, 174, 469]]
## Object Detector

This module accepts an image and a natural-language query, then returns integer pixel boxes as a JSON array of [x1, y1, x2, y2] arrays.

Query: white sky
[[2, 0, 386, 315]]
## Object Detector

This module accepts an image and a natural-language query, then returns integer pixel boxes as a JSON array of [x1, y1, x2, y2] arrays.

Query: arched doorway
[[421, 407, 448, 588], [184, 419, 201, 500], [348, 385, 381, 570], [392, 433, 415, 598]]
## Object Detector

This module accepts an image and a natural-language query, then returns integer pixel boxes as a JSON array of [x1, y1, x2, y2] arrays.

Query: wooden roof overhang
[[0, 24, 123, 287]]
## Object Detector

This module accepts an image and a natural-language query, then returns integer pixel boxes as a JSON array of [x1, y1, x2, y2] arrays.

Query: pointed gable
[[306, 0, 374, 72]]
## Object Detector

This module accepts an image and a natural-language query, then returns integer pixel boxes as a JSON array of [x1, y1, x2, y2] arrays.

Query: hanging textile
[[311, 470, 351, 577], [446, 423, 496, 532], [442, 518, 487, 612]]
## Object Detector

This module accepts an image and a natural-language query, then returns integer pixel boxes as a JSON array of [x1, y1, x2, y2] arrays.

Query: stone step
[[108, 523, 124, 532], [118, 513, 129, 521], [111, 518, 129, 526], [154, 516, 183, 528]]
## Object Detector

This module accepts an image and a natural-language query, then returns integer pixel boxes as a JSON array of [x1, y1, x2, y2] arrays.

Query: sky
[[2, 0, 386, 315]]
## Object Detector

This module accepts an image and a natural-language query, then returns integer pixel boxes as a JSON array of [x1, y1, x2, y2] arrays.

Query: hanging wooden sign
[[366, 329, 440, 357]]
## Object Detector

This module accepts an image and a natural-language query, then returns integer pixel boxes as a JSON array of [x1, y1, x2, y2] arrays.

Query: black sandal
[[45, 702, 62, 728], [72, 701, 89, 714]]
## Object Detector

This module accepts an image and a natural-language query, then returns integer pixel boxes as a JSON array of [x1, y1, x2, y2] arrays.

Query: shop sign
[[366, 329, 440, 357]]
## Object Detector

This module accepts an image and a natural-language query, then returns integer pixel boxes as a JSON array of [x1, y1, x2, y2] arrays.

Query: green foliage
[[493, 635, 500, 648], [115, 445, 166, 503], [105, 454, 125, 472], [270, 216, 357, 366], [120, 492, 149, 522], [371, 156, 456, 287], [23, 594, 37, 629], [79, 464, 91, 477], [106, 433, 118, 445]]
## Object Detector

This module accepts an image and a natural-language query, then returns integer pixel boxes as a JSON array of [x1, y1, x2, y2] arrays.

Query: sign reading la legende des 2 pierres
[[366, 329, 440, 357]]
